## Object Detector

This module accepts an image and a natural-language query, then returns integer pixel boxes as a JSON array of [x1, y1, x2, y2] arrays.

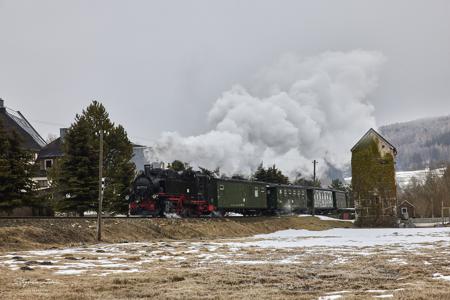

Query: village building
[[398, 200, 415, 219], [0, 98, 46, 157], [35, 128, 67, 190], [351, 128, 398, 227]]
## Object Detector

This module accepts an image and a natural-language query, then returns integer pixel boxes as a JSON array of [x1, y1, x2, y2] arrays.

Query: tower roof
[[351, 128, 397, 155]]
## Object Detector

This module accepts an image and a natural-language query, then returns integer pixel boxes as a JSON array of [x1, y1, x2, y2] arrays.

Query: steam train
[[128, 164, 353, 217]]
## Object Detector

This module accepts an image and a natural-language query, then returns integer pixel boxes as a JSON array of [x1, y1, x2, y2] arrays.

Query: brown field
[[0, 217, 449, 299], [0, 216, 352, 252]]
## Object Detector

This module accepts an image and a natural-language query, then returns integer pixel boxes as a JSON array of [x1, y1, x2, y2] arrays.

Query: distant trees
[[252, 164, 289, 184], [54, 101, 135, 216], [399, 166, 450, 218], [168, 160, 188, 172], [0, 120, 36, 212], [328, 179, 345, 191], [293, 173, 321, 187], [380, 116, 450, 171]]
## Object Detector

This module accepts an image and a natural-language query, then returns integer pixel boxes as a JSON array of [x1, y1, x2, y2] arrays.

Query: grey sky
[[1, 0, 449, 145]]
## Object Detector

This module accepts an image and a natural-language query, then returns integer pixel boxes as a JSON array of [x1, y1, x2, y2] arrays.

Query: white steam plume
[[145, 50, 384, 178]]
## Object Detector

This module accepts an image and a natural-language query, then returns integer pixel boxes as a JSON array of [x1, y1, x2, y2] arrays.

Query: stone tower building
[[351, 128, 398, 227]]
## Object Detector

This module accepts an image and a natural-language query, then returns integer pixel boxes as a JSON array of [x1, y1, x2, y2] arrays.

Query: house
[[0, 98, 53, 216], [35, 128, 67, 189], [0, 98, 46, 157], [351, 128, 398, 227], [36, 131, 144, 189], [398, 200, 415, 219]]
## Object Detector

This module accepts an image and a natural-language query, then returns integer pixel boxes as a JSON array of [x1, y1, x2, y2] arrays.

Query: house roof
[[399, 200, 415, 208], [351, 128, 397, 155], [37, 137, 64, 159], [0, 106, 46, 151]]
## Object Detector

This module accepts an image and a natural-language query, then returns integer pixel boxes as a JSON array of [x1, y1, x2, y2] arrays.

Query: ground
[[0, 217, 449, 299]]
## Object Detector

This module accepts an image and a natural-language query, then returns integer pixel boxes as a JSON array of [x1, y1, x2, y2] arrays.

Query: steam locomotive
[[128, 164, 353, 217]]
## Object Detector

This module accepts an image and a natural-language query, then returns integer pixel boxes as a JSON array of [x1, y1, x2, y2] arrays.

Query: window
[[45, 159, 53, 169], [401, 207, 407, 214], [254, 187, 259, 197], [38, 180, 48, 188]]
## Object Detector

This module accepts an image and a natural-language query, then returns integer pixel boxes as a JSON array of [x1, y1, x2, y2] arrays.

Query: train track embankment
[[0, 216, 353, 252]]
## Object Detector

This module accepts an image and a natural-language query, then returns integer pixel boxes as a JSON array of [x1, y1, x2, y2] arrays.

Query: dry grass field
[[0, 217, 449, 299], [0, 216, 352, 252]]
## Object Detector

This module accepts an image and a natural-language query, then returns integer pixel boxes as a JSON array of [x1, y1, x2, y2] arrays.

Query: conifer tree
[[57, 116, 97, 215], [253, 163, 289, 184], [103, 125, 135, 214], [329, 179, 346, 191], [56, 101, 135, 215], [0, 120, 35, 212]]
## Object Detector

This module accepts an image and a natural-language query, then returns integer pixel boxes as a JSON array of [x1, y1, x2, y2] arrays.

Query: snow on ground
[[298, 214, 354, 223], [231, 227, 450, 249], [0, 227, 449, 279]]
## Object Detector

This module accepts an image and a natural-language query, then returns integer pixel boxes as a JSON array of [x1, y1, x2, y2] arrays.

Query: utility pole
[[313, 160, 318, 184], [312, 160, 318, 216], [97, 130, 104, 242], [431, 196, 434, 219]]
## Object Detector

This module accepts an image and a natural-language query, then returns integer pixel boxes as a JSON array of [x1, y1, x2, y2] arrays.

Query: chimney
[[0, 98, 4, 108], [60, 128, 68, 141]]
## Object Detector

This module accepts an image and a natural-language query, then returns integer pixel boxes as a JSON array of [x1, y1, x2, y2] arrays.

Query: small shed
[[398, 200, 415, 219]]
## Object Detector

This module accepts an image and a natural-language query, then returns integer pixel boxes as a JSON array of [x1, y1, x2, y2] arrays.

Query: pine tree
[[293, 173, 322, 187], [55, 101, 135, 215], [329, 179, 346, 191], [103, 125, 135, 214], [253, 163, 267, 182], [0, 120, 35, 212], [57, 116, 97, 215], [168, 160, 187, 172], [253, 163, 289, 184]]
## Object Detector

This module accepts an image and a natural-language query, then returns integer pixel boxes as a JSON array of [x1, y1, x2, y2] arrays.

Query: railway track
[[0, 214, 273, 220]]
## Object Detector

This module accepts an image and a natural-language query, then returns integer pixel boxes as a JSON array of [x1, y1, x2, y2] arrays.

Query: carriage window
[[279, 190, 282, 195], [254, 187, 259, 197], [220, 185, 224, 191]]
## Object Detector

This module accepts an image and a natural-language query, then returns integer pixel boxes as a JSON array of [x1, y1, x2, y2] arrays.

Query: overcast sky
[[1, 0, 449, 145]]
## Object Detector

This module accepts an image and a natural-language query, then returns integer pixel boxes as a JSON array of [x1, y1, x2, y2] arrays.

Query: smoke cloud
[[145, 50, 384, 179]]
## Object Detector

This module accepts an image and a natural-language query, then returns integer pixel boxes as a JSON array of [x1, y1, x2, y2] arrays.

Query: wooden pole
[[313, 160, 317, 184], [97, 130, 104, 242], [312, 160, 318, 216]]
